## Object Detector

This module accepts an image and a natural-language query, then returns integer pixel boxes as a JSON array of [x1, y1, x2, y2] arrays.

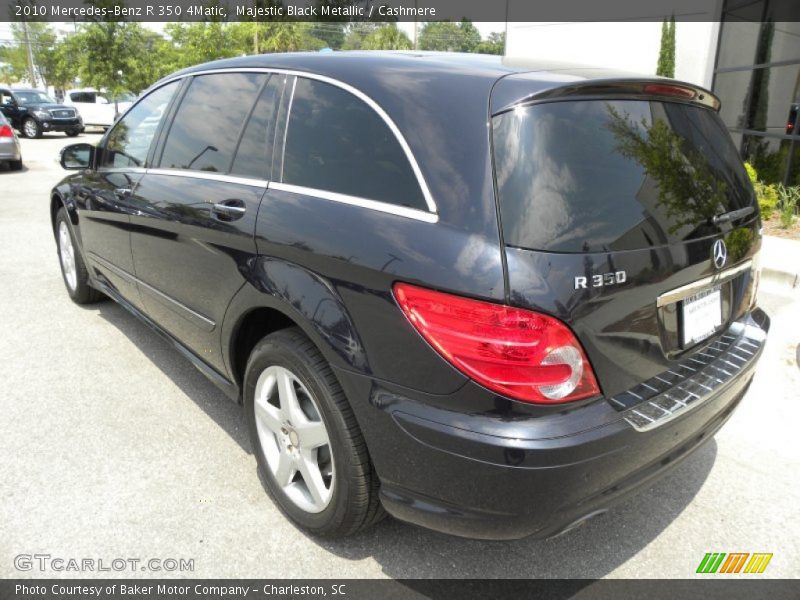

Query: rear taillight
[[0, 125, 13, 138], [393, 283, 600, 404]]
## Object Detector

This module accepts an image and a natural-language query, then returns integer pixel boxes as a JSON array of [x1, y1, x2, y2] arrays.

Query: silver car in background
[[0, 111, 22, 171]]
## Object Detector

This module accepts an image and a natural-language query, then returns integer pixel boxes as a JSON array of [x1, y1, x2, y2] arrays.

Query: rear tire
[[244, 327, 385, 537], [55, 208, 104, 304], [9, 159, 22, 171]]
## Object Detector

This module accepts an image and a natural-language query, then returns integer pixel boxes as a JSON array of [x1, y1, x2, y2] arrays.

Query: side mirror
[[60, 143, 95, 170]]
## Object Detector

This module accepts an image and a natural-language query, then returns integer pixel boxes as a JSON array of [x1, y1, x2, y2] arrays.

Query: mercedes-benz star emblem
[[712, 239, 727, 269]]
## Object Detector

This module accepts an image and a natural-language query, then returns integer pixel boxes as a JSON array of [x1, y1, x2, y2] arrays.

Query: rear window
[[493, 100, 755, 253]]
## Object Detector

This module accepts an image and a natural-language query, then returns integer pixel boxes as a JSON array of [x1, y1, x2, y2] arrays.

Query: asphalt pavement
[[0, 133, 798, 579]]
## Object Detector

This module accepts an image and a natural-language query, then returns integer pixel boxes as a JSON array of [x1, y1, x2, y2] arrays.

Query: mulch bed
[[762, 215, 800, 240]]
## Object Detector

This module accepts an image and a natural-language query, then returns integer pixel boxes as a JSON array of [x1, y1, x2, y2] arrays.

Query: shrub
[[777, 184, 799, 229], [745, 162, 779, 219]]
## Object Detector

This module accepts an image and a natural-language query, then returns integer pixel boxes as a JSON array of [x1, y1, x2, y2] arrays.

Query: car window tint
[[283, 78, 426, 210], [230, 75, 282, 180], [493, 100, 755, 252], [101, 81, 179, 169], [160, 73, 264, 173]]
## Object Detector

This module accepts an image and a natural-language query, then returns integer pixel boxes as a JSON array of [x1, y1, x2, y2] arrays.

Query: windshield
[[492, 100, 755, 253], [14, 91, 56, 104]]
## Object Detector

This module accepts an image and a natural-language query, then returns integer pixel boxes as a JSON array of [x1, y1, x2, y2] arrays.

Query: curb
[[761, 267, 799, 289]]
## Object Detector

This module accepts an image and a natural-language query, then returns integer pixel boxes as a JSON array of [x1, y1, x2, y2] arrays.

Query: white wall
[[506, 18, 721, 89]]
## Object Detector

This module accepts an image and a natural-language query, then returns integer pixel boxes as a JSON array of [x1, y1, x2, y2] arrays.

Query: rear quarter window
[[493, 100, 754, 252], [282, 77, 427, 210]]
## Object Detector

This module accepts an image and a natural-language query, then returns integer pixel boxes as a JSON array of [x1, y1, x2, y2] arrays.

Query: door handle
[[212, 199, 246, 221]]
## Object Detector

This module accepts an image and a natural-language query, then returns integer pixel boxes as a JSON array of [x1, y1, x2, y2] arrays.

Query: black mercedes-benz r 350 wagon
[[51, 52, 769, 540]]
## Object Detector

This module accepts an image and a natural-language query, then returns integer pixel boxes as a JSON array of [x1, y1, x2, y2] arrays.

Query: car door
[[129, 72, 285, 374], [0, 89, 21, 128], [75, 80, 180, 309]]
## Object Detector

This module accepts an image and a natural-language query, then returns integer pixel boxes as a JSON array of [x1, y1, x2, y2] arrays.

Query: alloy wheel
[[58, 221, 77, 291], [253, 365, 334, 513], [23, 119, 38, 138]]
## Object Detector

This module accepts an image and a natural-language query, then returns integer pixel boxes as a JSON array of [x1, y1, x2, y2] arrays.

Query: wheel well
[[231, 307, 296, 387]]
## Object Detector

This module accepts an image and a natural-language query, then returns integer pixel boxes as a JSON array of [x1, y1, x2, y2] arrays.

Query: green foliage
[[164, 22, 245, 70], [259, 22, 325, 53], [341, 23, 383, 50], [361, 24, 411, 51], [2, 13, 504, 97], [606, 105, 727, 233], [656, 16, 675, 78], [744, 161, 758, 184], [726, 227, 754, 262], [745, 161, 780, 219], [777, 184, 799, 229], [476, 32, 505, 55], [419, 20, 481, 52]]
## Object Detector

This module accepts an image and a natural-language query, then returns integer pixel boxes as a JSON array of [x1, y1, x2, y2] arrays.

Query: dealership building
[[507, 1, 800, 186]]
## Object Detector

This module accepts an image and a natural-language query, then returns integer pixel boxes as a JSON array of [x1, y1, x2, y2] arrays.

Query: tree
[[458, 19, 481, 53], [656, 16, 676, 78], [361, 24, 412, 50], [259, 22, 325, 53], [418, 21, 463, 52], [476, 32, 505, 55], [418, 20, 481, 53], [164, 22, 247, 70], [341, 22, 383, 50]]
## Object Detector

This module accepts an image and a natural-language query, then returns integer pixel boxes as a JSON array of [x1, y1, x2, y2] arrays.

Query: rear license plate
[[681, 287, 722, 346]]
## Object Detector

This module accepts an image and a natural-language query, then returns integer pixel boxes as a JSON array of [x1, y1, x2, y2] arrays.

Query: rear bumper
[[0, 144, 21, 161], [336, 309, 769, 540]]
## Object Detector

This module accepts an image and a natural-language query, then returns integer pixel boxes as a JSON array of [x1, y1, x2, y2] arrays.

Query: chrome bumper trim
[[613, 315, 766, 432]]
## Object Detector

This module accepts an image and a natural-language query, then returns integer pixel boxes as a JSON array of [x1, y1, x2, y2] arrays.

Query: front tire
[[65, 129, 80, 137], [22, 117, 41, 139], [55, 208, 104, 304], [244, 328, 385, 537]]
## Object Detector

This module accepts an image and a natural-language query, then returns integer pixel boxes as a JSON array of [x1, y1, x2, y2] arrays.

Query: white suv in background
[[63, 89, 133, 130]]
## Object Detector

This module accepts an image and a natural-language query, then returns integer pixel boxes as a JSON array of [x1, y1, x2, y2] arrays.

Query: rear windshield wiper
[[711, 206, 754, 225]]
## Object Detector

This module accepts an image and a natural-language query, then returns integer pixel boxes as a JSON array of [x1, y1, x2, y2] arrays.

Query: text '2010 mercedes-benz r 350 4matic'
[[51, 52, 769, 540]]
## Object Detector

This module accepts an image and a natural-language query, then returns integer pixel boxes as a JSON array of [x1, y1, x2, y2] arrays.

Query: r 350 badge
[[575, 271, 627, 290]]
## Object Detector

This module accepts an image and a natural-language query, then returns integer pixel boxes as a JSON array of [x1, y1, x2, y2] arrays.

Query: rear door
[[491, 84, 760, 398], [129, 71, 284, 374]]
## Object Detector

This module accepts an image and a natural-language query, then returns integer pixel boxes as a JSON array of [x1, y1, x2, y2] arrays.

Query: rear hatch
[[490, 77, 761, 400]]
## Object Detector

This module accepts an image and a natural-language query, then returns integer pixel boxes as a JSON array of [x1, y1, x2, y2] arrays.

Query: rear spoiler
[[492, 78, 720, 116]]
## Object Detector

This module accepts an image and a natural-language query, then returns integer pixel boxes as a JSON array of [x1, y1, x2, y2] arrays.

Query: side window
[[101, 81, 178, 169], [230, 75, 282, 179], [159, 73, 265, 173], [283, 78, 427, 210]]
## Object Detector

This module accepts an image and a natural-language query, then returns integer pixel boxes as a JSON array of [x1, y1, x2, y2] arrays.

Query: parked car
[[63, 88, 133, 131], [0, 111, 22, 170], [0, 87, 83, 138], [50, 53, 769, 540]]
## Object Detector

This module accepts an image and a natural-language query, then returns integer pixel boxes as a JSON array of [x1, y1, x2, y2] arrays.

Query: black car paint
[[51, 52, 768, 539], [0, 88, 83, 135]]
